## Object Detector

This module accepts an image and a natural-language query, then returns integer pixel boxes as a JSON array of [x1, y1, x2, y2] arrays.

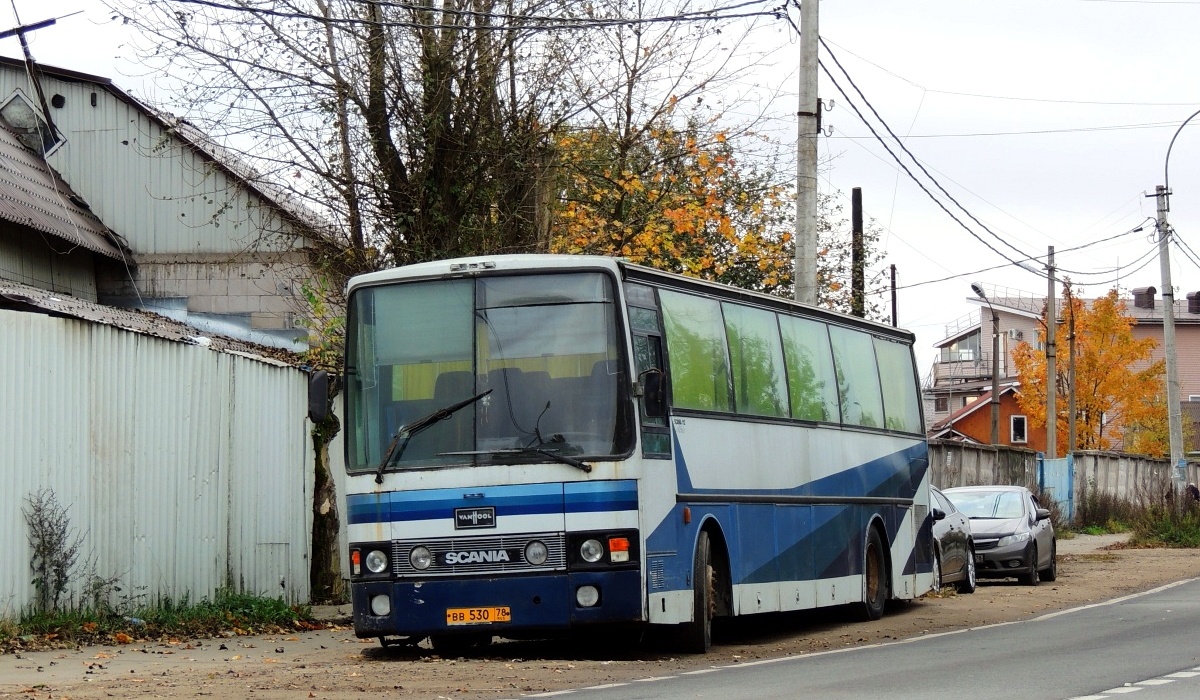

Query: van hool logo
[[454, 506, 496, 529]]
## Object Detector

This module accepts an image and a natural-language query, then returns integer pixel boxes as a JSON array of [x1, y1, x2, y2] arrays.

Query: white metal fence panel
[[0, 310, 314, 617]]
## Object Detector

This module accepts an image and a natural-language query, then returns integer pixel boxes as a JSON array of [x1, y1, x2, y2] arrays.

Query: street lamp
[[972, 282, 1001, 445]]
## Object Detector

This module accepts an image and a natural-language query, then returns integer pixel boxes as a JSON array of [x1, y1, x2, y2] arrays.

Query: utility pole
[[851, 187, 864, 318], [794, 0, 819, 305], [1067, 286, 1077, 454], [1154, 185, 1184, 477], [889, 264, 897, 327], [1046, 247, 1057, 459]]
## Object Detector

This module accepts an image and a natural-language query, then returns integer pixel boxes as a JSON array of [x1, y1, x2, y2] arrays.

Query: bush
[[1131, 501, 1200, 547], [1075, 485, 1139, 534]]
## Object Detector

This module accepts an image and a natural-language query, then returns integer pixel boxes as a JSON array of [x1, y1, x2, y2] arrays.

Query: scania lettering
[[444, 550, 512, 565], [322, 255, 934, 653]]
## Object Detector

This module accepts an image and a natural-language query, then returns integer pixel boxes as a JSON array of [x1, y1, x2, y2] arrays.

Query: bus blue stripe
[[348, 480, 637, 525]]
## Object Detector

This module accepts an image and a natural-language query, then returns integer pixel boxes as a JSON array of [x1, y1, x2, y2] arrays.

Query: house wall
[[95, 251, 311, 332], [0, 309, 317, 615], [0, 226, 98, 299], [1131, 323, 1200, 400], [940, 393, 1047, 453]]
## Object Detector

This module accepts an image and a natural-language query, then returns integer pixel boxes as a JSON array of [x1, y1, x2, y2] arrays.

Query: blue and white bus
[[335, 254, 934, 653]]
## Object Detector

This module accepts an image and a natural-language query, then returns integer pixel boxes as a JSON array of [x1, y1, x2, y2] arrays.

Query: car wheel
[[1019, 543, 1040, 586], [1039, 539, 1058, 582], [678, 530, 714, 653], [957, 545, 977, 594], [858, 527, 887, 621], [931, 548, 942, 593]]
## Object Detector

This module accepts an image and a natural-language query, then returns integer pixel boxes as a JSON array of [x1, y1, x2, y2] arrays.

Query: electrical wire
[[822, 37, 1200, 107], [165, 0, 787, 31]]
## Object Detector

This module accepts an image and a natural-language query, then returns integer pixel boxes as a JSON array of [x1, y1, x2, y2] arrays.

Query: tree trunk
[[309, 406, 343, 604]]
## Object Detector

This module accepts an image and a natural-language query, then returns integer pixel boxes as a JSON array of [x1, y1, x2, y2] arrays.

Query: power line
[[165, 0, 787, 31], [893, 218, 1155, 291], [821, 37, 1200, 107], [815, 38, 1042, 271], [828, 121, 1184, 139]]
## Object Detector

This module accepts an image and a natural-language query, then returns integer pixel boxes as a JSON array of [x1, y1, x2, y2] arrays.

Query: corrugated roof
[[0, 121, 127, 260], [0, 279, 303, 367]]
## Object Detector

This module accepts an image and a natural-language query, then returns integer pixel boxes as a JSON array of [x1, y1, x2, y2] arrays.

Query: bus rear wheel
[[858, 527, 887, 621], [678, 530, 715, 654]]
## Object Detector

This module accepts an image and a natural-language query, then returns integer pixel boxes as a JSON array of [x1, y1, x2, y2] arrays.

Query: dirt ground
[[3, 533, 1199, 700]]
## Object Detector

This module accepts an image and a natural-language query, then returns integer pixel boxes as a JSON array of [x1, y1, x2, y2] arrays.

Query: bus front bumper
[[351, 570, 643, 640]]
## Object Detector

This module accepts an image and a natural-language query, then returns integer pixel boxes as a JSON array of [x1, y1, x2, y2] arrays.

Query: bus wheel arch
[[858, 518, 890, 621]]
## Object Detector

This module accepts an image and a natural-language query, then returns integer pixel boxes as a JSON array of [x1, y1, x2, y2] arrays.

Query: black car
[[931, 486, 976, 593]]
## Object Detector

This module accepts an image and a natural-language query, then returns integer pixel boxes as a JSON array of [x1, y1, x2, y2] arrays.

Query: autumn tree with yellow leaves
[[548, 117, 884, 316], [1012, 286, 1168, 456]]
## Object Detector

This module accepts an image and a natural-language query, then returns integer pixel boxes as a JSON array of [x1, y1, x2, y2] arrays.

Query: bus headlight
[[525, 540, 549, 566], [580, 538, 604, 563], [409, 546, 432, 570], [365, 549, 389, 574]]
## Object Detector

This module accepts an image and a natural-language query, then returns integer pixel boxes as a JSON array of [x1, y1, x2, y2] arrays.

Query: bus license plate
[[446, 606, 511, 625]]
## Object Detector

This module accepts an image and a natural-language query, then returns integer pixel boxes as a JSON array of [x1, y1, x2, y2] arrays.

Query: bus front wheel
[[679, 530, 715, 654]]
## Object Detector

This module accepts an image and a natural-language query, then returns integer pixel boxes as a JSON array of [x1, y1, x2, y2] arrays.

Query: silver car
[[942, 485, 1057, 586]]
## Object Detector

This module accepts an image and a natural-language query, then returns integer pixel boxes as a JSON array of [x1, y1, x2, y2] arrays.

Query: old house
[[0, 56, 323, 349]]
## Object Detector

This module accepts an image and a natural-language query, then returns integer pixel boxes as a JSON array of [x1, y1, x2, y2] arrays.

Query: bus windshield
[[345, 271, 631, 472]]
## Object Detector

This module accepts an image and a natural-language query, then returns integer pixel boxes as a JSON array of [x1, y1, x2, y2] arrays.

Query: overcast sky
[[5, 0, 1200, 373]]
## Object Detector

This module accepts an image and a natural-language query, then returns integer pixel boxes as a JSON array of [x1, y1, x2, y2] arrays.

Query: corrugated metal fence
[[929, 439, 1200, 523], [1, 310, 314, 617]]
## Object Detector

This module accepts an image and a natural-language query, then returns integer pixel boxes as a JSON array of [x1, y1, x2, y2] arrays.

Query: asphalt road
[[510, 576, 1200, 700]]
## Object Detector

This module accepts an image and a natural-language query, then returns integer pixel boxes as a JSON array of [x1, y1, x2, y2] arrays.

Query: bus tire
[[679, 530, 714, 654], [858, 526, 887, 621]]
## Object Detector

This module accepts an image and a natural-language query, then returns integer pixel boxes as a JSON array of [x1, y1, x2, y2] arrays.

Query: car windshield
[[950, 490, 1026, 519]]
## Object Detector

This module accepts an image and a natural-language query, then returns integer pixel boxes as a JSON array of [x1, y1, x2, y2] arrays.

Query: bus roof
[[347, 254, 914, 343]]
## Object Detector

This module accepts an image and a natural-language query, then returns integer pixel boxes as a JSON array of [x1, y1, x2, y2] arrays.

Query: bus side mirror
[[308, 370, 330, 423], [639, 369, 666, 419]]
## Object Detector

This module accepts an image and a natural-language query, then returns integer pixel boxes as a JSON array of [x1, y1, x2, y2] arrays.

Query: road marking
[[1134, 679, 1173, 686], [1166, 671, 1200, 678], [633, 677, 674, 682], [1034, 578, 1197, 622], [1101, 687, 1143, 694], [680, 668, 721, 675]]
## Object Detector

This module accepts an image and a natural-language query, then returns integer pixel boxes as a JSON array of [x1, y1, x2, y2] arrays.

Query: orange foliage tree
[[1012, 285, 1167, 456], [548, 117, 883, 315]]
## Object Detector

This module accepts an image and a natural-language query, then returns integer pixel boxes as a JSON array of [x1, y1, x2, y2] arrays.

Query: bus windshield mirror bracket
[[373, 389, 493, 484]]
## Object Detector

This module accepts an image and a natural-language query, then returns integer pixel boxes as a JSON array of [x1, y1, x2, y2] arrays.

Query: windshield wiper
[[500, 446, 592, 473], [373, 389, 492, 484], [438, 446, 592, 473]]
